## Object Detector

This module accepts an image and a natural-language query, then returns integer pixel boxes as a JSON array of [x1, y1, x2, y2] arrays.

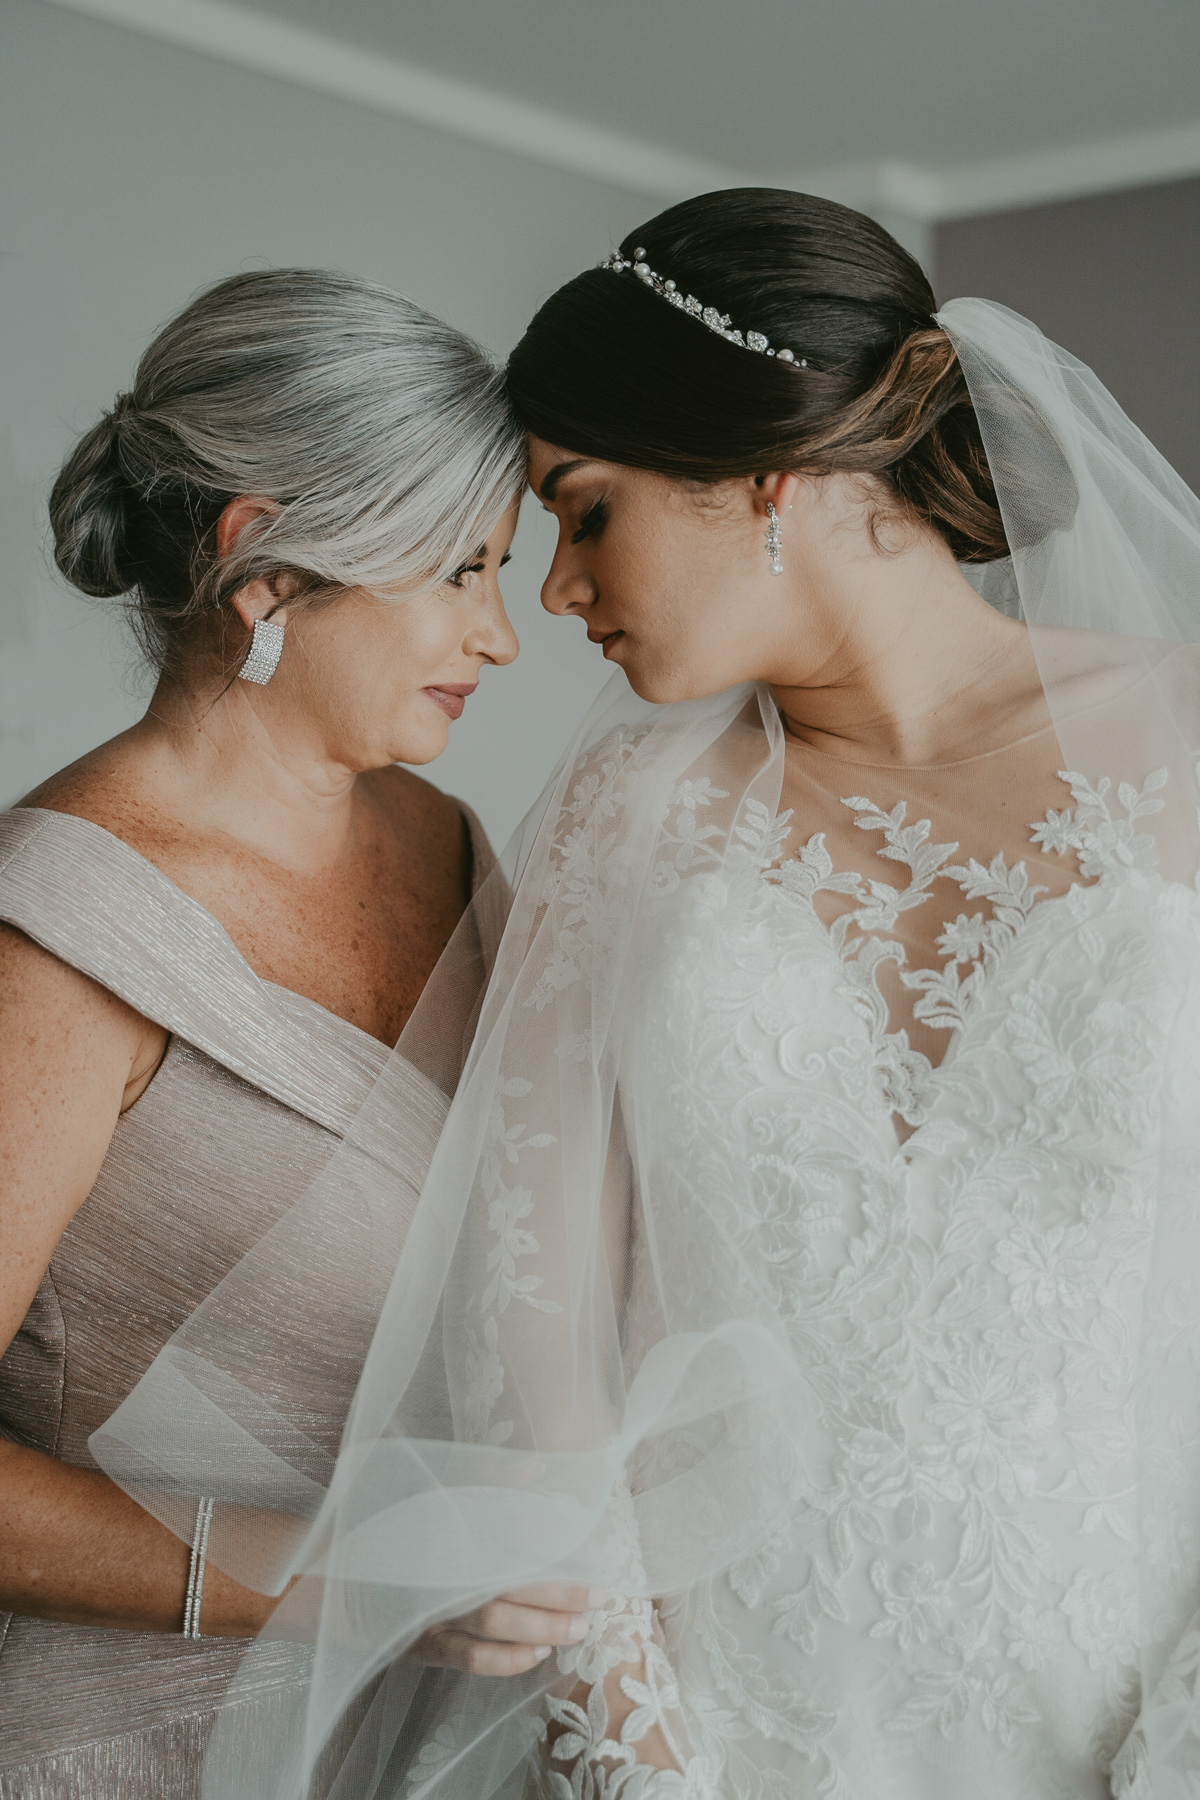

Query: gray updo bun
[[49, 268, 526, 670], [51, 394, 140, 599]]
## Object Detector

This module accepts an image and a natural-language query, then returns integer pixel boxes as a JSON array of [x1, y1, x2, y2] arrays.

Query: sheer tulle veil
[[92, 298, 1200, 1797]]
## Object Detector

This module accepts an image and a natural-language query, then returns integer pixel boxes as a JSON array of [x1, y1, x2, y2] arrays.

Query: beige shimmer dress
[[0, 803, 489, 1799]]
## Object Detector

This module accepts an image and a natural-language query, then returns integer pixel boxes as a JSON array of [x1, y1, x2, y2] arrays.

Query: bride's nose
[[541, 549, 596, 619]]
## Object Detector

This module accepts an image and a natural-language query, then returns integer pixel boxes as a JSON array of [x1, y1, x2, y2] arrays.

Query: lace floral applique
[[525, 727, 657, 1014], [649, 778, 733, 895], [624, 757, 1184, 1790], [1111, 1620, 1200, 1797], [544, 1631, 703, 1799], [759, 766, 1169, 1124], [1031, 769, 1165, 881], [540, 1481, 715, 1799], [463, 1074, 561, 1444], [765, 795, 1048, 1120]]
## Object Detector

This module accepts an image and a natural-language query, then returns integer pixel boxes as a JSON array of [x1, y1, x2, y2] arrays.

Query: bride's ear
[[751, 471, 801, 516]]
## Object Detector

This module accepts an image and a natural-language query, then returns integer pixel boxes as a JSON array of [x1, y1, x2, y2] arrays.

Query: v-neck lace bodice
[[605, 756, 1200, 1798], [761, 761, 1170, 1134]]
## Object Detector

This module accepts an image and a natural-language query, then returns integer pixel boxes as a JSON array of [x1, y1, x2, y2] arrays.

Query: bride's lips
[[587, 627, 625, 659], [423, 682, 478, 721]]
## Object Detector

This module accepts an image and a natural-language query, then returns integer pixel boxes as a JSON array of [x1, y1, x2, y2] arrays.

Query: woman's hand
[[405, 1582, 606, 1677]]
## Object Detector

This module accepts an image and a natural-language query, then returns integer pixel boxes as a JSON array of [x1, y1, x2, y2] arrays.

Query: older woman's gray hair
[[50, 268, 527, 668]]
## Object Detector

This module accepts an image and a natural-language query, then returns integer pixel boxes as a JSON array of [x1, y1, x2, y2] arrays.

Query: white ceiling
[[43, 0, 1200, 221], [240, 0, 1200, 178]]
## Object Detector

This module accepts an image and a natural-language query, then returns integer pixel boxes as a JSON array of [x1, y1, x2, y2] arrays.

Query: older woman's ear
[[216, 497, 288, 633]]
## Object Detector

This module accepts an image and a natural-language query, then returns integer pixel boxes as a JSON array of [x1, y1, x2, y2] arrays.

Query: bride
[[97, 189, 1200, 1798]]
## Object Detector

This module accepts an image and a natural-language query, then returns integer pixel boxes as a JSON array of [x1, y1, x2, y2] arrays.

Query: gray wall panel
[[936, 179, 1200, 492]]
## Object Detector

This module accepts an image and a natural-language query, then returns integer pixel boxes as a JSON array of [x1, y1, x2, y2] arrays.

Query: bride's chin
[[624, 660, 727, 706], [622, 666, 666, 703]]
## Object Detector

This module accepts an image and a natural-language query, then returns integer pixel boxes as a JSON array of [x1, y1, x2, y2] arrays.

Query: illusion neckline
[[774, 647, 1169, 773], [777, 715, 1058, 774]]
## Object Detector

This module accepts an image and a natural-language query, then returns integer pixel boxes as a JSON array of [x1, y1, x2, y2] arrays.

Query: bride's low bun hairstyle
[[50, 268, 525, 670], [507, 188, 1009, 562]]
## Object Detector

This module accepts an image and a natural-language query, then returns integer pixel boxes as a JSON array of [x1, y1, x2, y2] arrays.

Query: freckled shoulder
[[16, 737, 147, 837]]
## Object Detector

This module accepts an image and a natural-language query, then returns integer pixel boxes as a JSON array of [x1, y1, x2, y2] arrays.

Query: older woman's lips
[[424, 683, 477, 720]]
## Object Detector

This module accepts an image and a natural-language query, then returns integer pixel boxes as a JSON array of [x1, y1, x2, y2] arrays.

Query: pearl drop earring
[[765, 503, 784, 576]]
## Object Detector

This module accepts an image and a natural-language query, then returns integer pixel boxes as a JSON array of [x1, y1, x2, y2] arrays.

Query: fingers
[[496, 1582, 614, 1613], [402, 1585, 625, 1678], [404, 1626, 554, 1678], [456, 1597, 591, 1648]]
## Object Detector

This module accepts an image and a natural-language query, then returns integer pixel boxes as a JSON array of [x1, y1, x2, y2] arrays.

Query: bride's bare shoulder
[[1026, 625, 1200, 719]]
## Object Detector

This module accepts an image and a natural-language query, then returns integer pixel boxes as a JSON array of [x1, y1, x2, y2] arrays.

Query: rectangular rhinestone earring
[[238, 616, 285, 684], [765, 503, 784, 576]]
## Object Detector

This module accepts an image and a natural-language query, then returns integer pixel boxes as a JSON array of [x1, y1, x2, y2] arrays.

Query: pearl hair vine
[[598, 247, 808, 367]]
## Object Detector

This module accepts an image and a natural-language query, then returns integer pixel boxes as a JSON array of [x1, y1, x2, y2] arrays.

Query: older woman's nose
[[471, 590, 519, 666]]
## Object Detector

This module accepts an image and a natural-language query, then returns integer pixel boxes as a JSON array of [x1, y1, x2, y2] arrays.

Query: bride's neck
[[767, 535, 1038, 768]]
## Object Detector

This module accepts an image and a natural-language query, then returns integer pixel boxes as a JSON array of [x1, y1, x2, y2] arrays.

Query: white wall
[[0, 0, 649, 845]]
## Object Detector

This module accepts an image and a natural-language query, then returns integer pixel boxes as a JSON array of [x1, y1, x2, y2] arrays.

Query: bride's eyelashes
[[571, 500, 608, 546]]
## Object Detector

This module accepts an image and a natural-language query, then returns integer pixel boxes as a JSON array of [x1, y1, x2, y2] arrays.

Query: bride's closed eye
[[571, 500, 608, 545]]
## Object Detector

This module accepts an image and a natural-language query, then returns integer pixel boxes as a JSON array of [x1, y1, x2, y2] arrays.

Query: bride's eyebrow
[[538, 458, 592, 501]]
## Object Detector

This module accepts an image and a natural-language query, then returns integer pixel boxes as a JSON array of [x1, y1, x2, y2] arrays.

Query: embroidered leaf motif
[[509, 754, 1179, 1793], [1030, 768, 1165, 880]]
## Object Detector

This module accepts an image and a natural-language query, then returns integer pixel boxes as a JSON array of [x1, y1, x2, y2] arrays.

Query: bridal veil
[[93, 298, 1200, 1797]]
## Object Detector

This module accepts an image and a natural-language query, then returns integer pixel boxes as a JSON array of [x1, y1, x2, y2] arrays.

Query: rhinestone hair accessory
[[599, 247, 807, 366]]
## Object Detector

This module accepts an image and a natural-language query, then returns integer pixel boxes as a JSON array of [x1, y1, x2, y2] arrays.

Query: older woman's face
[[260, 502, 521, 771]]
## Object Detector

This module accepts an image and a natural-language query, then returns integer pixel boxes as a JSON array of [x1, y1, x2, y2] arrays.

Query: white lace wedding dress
[[530, 715, 1200, 1800]]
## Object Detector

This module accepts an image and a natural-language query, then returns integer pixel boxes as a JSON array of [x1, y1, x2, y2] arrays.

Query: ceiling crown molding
[[38, 0, 1200, 223], [39, 0, 745, 198], [801, 125, 1200, 223]]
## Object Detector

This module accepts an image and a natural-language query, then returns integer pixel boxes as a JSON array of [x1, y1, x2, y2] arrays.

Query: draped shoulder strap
[[0, 806, 422, 1138]]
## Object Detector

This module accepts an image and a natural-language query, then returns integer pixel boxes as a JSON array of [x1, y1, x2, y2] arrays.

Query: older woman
[[0, 268, 591, 1796]]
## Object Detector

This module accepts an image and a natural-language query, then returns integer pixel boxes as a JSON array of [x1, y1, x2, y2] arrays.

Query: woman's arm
[[0, 1440, 273, 1635], [0, 1435, 594, 1656], [0, 921, 167, 1354], [0, 923, 591, 1661], [0, 920, 270, 1634]]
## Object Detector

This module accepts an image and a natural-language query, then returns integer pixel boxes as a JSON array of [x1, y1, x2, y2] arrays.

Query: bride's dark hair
[[507, 188, 1009, 562]]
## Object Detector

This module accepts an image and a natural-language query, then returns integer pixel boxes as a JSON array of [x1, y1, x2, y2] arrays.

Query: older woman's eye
[[447, 546, 509, 589], [447, 563, 483, 588], [571, 500, 608, 545]]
